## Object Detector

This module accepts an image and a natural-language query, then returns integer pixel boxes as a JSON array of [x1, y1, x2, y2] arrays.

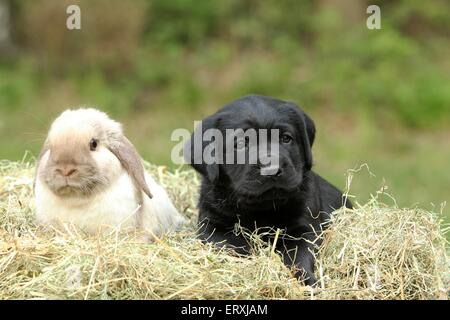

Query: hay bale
[[0, 158, 448, 299]]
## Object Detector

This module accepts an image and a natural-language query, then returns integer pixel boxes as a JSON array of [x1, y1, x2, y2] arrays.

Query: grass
[[2, 99, 450, 238], [0, 158, 448, 299]]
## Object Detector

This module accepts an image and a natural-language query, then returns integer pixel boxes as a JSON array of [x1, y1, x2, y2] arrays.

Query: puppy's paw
[[294, 269, 317, 287]]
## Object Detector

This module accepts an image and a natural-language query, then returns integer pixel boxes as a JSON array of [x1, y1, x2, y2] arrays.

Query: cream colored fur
[[35, 108, 185, 237]]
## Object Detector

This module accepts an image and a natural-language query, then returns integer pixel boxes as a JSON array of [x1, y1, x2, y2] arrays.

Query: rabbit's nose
[[57, 166, 78, 177]]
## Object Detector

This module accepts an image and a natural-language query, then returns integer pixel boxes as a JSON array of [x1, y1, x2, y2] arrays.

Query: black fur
[[185, 95, 352, 286]]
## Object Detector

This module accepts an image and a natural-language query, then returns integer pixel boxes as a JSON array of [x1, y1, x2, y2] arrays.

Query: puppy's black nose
[[275, 167, 283, 177], [260, 164, 283, 177]]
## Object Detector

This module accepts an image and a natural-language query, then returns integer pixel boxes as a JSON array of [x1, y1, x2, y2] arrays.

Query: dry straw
[[0, 157, 448, 299]]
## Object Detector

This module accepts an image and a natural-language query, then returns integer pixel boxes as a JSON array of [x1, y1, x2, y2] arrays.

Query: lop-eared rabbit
[[34, 108, 185, 237]]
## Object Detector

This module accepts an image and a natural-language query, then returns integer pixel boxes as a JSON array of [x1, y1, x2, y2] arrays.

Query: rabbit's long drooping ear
[[184, 115, 220, 182], [109, 136, 153, 199]]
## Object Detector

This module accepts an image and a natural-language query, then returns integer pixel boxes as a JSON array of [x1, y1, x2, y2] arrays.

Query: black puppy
[[185, 95, 351, 286]]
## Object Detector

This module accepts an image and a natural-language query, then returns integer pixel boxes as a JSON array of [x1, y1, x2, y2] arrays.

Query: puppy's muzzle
[[258, 152, 282, 176], [260, 163, 283, 176]]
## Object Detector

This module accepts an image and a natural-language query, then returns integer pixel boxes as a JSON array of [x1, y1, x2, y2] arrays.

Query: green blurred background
[[0, 0, 449, 228]]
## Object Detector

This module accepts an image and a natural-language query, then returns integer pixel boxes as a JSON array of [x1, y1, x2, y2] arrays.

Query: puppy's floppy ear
[[302, 111, 316, 148], [109, 136, 153, 199], [184, 115, 220, 182], [285, 102, 316, 171], [300, 110, 316, 171]]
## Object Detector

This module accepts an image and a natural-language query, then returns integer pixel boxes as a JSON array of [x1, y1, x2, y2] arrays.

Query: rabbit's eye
[[89, 138, 98, 151]]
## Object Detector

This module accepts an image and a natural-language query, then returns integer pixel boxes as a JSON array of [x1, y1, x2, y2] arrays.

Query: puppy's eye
[[89, 138, 99, 151], [281, 133, 293, 144]]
